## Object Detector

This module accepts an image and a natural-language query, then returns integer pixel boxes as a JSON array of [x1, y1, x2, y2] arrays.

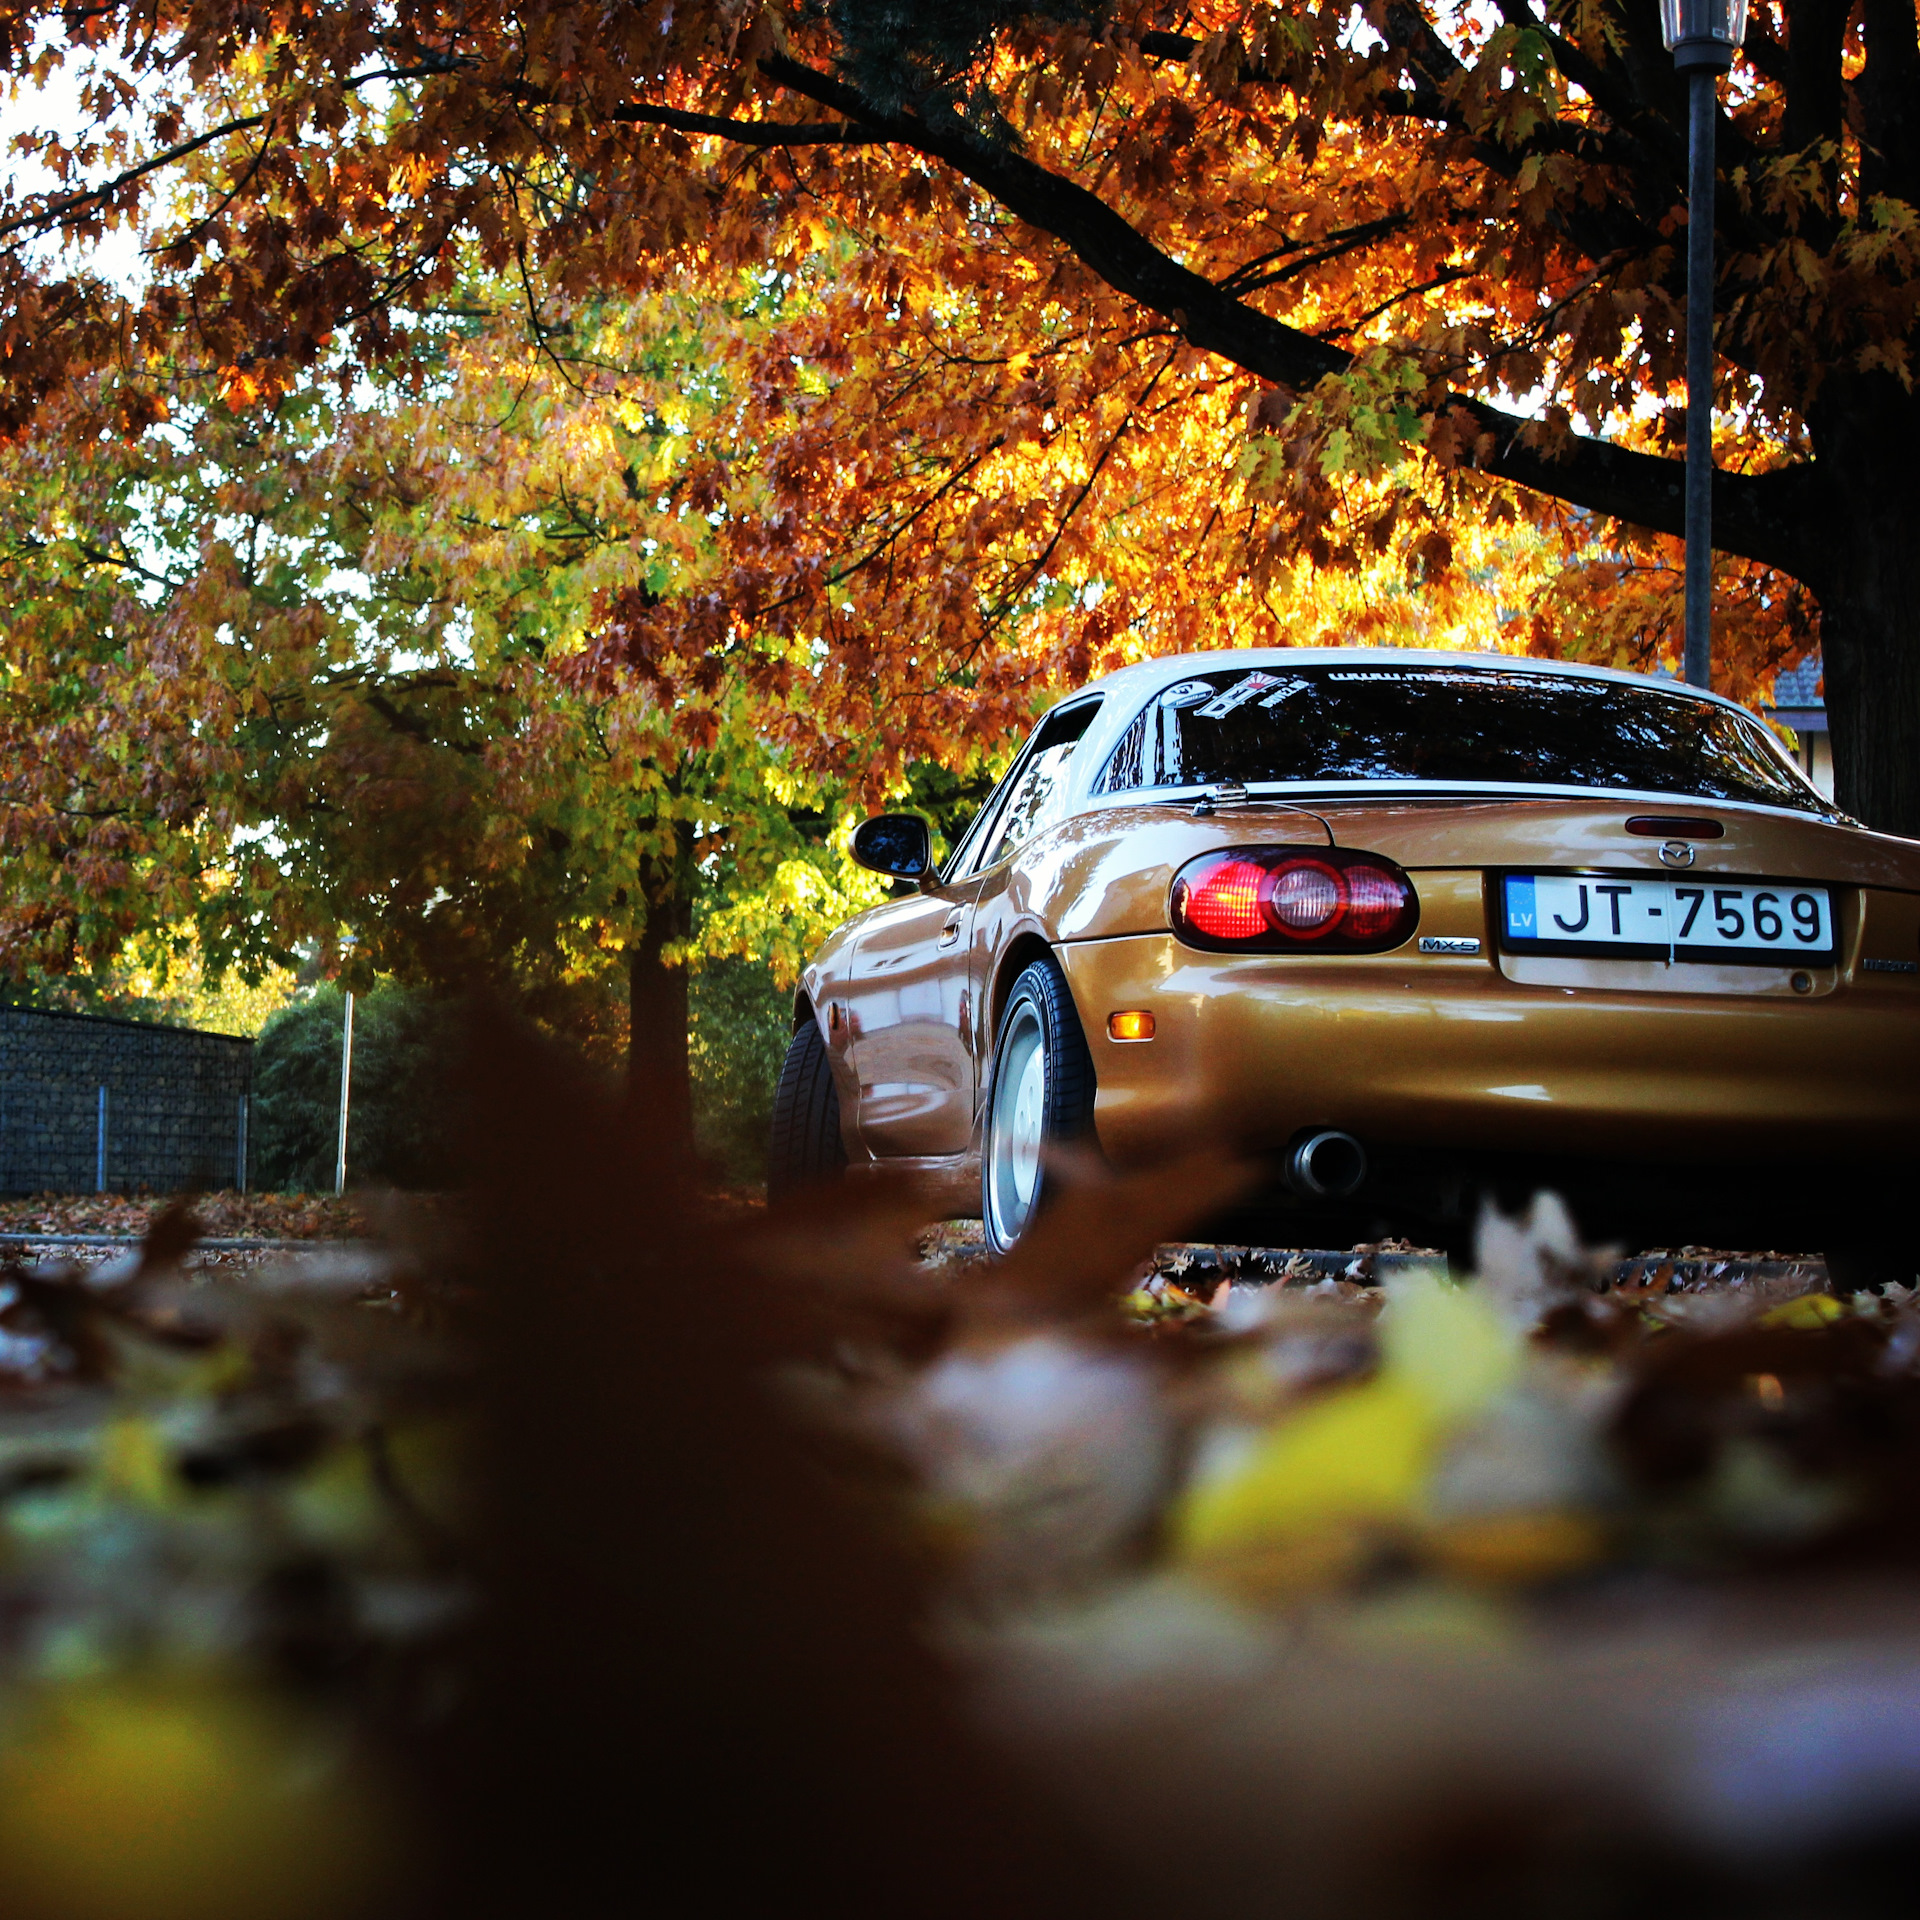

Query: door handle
[[938, 919, 963, 947]]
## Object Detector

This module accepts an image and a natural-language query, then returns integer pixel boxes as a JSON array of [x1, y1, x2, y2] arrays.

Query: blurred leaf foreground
[[0, 1027, 1918, 1918]]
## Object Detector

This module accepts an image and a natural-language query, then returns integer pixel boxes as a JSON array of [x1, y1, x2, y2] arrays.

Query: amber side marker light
[[1108, 1010, 1156, 1042]]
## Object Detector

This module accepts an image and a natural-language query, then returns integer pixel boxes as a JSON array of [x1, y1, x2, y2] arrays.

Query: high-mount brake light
[[1170, 847, 1419, 955]]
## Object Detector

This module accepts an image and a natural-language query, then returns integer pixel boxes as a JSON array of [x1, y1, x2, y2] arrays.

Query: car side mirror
[[851, 813, 933, 880]]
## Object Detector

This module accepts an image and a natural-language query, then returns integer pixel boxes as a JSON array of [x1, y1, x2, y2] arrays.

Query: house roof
[[1769, 654, 1825, 713]]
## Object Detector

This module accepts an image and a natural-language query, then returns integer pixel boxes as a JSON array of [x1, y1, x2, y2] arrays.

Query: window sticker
[[1196, 670, 1288, 719], [1158, 680, 1215, 710], [1259, 681, 1308, 708], [1326, 667, 1539, 693]]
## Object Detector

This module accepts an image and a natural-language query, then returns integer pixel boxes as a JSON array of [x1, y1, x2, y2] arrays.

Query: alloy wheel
[[985, 997, 1046, 1246]]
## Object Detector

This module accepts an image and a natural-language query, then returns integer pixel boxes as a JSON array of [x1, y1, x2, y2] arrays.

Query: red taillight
[[1171, 847, 1418, 954], [1181, 858, 1270, 940], [1343, 863, 1408, 939]]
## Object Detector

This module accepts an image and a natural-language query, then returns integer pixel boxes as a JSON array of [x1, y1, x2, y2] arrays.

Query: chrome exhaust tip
[[1286, 1129, 1368, 1200]]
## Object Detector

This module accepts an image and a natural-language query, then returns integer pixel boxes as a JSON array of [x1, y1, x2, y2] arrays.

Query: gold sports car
[[769, 651, 1920, 1282]]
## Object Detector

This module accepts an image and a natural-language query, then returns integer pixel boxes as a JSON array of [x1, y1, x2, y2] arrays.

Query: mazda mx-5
[[769, 651, 1920, 1283]]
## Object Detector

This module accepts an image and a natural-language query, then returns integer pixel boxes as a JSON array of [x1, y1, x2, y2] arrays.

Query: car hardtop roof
[[1066, 647, 1754, 716], [1048, 647, 1790, 815]]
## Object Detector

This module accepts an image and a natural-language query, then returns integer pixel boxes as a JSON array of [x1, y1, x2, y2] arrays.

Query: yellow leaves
[[4, 0, 1867, 1002], [1409, 527, 1454, 582], [1175, 1273, 1541, 1595], [1759, 1292, 1847, 1332], [1192, 28, 1251, 100], [94, 1417, 175, 1512], [695, 849, 888, 989], [1748, 142, 1841, 232], [1176, 1376, 1442, 1578], [1379, 1270, 1522, 1421], [1853, 339, 1912, 383], [216, 367, 271, 409], [1455, 23, 1559, 148], [1511, 152, 1579, 224], [0, 1676, 392, 1920]]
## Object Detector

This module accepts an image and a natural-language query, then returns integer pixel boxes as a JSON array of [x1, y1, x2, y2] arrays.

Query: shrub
[[251, 985, 461, 1191], [690, 957, 792, 1188]]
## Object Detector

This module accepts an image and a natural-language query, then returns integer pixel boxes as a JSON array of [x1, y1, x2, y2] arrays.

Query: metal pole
[[95, 1085, 107, 1195], [1683, 66, 1716, 690], [236, 1093, 249, 1195], [334, 991, 354, 1197]]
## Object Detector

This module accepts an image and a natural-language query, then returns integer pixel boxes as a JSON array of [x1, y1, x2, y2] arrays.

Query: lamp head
[[1661, 0, 1747, 69]]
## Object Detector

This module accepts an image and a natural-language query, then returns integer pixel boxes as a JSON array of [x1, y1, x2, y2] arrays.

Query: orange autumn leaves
[[1, 4, 1855, 679], [0, 0, 1898, 988]]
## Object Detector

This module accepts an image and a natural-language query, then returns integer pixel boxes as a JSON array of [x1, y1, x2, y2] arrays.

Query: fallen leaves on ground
[[4, 1133, 1920, 1916], [0, 1193, 368, 1242], [0, 1219, 461, 1920], [879, 1194, 1920, 1604], [779, 1185, 1920, 1911]]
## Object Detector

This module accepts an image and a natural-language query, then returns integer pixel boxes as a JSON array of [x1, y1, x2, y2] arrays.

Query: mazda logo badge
[[1659, 840, 1696, 869]]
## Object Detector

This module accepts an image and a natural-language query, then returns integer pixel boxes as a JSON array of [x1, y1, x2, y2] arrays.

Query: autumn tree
[[1, 237, 1591, 1128], [0, 285, 910, 1131], [0, 0, 1912, 825]]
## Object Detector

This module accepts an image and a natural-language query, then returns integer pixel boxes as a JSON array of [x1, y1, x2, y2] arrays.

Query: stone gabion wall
[[0, 1008, 254, 1197]]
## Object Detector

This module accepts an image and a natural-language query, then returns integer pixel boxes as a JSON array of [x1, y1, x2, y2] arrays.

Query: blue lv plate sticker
[[1503, 875, 1537, 940]]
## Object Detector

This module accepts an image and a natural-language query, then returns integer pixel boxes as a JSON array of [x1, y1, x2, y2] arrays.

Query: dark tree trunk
[[627, 821, 696, 1150], [1807, 393, 1920, 839]]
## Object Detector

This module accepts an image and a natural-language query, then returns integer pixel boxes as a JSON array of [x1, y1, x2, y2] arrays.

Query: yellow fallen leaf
[[1759, 1292, 1846, 1330], [1175, 1376, 1441, 1564], [0, 1676, 393, 1920], [94, 1418, 174, 1512], [1380, 1270, 1522, 1422], [1174, 1273, 1528, 1590]]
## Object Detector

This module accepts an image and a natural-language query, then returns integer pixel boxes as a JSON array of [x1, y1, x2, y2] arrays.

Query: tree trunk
[[1809, 401, 1920, 839], [627, 823, 696, 1151]]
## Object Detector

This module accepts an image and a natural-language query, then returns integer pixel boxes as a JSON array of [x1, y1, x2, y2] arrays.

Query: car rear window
[[1094, 664, 1825, 813]]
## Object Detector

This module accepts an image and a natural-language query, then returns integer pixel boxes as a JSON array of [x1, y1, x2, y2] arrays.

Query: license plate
[[1501, 873, 1835, 965]]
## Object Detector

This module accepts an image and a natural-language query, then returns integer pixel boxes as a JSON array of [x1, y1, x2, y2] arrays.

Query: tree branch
[[758, 50, 1824, 577], [1779, 0, 1851, 161], [1740, 15, 1792, 87], [1135, 29, 1279, 85], [0, 60, 464, 248], [600, 101, 880, 146], [0, 111, 271, 245], [1218, 217, 1411, 296]]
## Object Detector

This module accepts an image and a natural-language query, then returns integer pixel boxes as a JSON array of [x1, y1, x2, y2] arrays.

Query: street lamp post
[[1660, 0, 1748, 690]]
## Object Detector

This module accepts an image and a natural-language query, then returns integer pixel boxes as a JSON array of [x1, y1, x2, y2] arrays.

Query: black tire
[[767, 1018, 847, 1203], [1824, 1243, 1916, 1296], [980, 955, 1097, 1253]]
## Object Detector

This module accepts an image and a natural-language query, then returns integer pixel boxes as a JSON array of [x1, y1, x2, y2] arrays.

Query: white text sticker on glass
[[1196, 671, 1287, 720]]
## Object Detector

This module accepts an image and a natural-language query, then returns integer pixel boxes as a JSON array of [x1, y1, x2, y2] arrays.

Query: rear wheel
[[767, 1018, 847, 1203], [1824, 1242, 1916, 1296], [981, 956, 1096, 1253]]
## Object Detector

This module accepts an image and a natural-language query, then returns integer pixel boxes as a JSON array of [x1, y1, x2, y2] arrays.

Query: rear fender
[[987, 930, 1057, 1046]]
